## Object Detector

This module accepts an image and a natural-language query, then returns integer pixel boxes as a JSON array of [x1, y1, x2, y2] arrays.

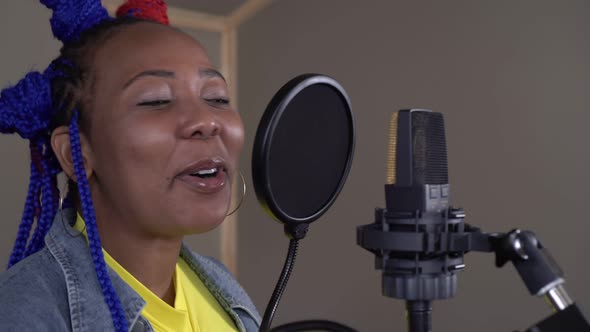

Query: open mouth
[[177, 158, 228, 193], [190, 167, 220, 178]]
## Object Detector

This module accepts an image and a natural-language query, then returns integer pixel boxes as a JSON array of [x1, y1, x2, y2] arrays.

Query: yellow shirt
[[74, 215, 237, 332]]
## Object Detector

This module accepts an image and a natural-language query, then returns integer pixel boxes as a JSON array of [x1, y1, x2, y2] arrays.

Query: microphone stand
[[460, 227, 590, 332], [406, 300, 432, 332], [358, 206, 467, 332], [357, 212, 590, 331]]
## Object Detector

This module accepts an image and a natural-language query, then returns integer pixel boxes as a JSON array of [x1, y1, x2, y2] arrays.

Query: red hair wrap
[[116, 0, 170, 25]]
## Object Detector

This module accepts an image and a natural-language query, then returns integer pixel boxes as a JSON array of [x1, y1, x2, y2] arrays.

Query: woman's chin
[[185, 219, 225, 235], [174, 211, 229, 236]]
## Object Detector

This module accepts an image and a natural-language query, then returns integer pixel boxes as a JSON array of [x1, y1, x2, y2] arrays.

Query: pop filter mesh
[[268, 84, 352, 219]]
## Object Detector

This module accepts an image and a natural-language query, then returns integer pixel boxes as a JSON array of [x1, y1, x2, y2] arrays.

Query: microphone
[[358, 109, 466, 332], [385, 109, 449, 214], [359, 110, 590, 332]]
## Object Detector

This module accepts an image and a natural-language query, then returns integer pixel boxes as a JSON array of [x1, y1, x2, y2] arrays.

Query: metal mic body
[[358, 109, 466, 302]]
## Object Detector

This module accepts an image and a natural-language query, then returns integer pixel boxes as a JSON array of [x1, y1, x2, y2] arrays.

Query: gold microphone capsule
[[386, 111, 398, 185]]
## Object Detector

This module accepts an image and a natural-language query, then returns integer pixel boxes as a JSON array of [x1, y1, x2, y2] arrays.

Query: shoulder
[[196, 254, 234, 277], [0, 247, 65, 299], [181, 247, 261, 329], [0, 248, 70, 330], [183, 250, 249, 301]]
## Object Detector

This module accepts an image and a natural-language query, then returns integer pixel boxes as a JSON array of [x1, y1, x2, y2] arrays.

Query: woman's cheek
[[224, 115, 245, 154], [119, 120, 174, 166]]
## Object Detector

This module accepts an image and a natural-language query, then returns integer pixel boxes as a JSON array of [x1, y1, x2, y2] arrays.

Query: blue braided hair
[[1, 0, 110, 266], [1, 59, 69, 266], [40, 0, 110, 44], [0, 1, 166, 331], [69, 110, 128, 331]]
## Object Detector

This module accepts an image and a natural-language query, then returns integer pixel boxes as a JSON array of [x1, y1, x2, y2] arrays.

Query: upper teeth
[[193, 168, 217, 176]]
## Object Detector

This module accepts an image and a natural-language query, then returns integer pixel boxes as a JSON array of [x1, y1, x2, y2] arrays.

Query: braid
[[7, 142, 42, 267], [40, 0, 111, 44], [69, 111, 129, 332], [1, 68, 58, 265], [25, 138, 60, 256]]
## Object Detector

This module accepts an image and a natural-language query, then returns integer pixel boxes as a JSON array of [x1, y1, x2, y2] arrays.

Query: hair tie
[[116, 0, 170, 25]]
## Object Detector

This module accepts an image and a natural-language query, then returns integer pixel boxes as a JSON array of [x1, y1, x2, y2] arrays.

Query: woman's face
[[85, 22, 244, 238]]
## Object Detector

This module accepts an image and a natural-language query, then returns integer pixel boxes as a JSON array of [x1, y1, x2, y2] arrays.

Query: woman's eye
[[137, 99, 171, 107], [205, 98, 230, 106]]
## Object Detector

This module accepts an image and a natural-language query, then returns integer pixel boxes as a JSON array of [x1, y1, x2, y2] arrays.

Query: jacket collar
[[45, 209, 146, 330], [44, 209, 260, 331], [180, 245, 262, 329]]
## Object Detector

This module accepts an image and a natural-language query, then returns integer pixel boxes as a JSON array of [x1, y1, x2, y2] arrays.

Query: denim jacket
[[0, 209, 261, 332]]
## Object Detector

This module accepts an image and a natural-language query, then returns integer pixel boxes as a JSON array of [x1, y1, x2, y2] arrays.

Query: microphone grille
[[411, 111, 448, 185]]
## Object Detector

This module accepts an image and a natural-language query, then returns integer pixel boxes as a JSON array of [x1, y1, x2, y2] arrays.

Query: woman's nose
[[179, 103, 221, 139]]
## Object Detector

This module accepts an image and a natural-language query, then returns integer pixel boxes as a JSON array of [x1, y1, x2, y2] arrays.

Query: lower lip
[[176, 171, 227, 193]]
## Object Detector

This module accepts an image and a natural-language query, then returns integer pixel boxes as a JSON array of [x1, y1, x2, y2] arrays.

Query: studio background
[[1, 1, 589, 331]]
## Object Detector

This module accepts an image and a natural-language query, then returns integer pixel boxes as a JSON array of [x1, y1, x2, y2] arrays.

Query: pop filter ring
[[252, 74, 355, 229]]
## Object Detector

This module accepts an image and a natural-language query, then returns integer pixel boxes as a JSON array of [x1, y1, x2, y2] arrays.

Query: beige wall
[[0, 2, 224, 266], [236, 1, 590, 331]]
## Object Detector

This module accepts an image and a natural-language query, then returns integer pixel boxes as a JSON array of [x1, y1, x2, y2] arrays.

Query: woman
[[0, 0, 260, 331]]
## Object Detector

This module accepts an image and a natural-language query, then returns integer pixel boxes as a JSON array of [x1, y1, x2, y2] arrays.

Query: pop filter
[[252, 74, 356, 332], [252, 74, 355, 235]]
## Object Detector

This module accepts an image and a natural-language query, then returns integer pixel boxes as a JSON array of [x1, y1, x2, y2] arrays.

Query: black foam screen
[[269, 84, 351, 219], [252, 74, 354, 226]]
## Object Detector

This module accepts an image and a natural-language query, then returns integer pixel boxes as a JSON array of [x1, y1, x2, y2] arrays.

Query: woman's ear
[[51, 126, 95, 181]]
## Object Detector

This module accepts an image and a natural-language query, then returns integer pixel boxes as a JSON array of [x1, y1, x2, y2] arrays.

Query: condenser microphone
[[358, 109, 466, 332], [359, 110, 590, 332], [385, 109, 450, 213]]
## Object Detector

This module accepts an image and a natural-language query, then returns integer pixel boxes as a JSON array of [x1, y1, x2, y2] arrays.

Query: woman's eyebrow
[[123, 69, 175, 89], [199, 68, 226, 82]]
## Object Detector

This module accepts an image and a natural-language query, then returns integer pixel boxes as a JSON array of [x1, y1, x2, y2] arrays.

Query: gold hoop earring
[[58, 176, 69, 213], [226, 171, 246, 217]]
